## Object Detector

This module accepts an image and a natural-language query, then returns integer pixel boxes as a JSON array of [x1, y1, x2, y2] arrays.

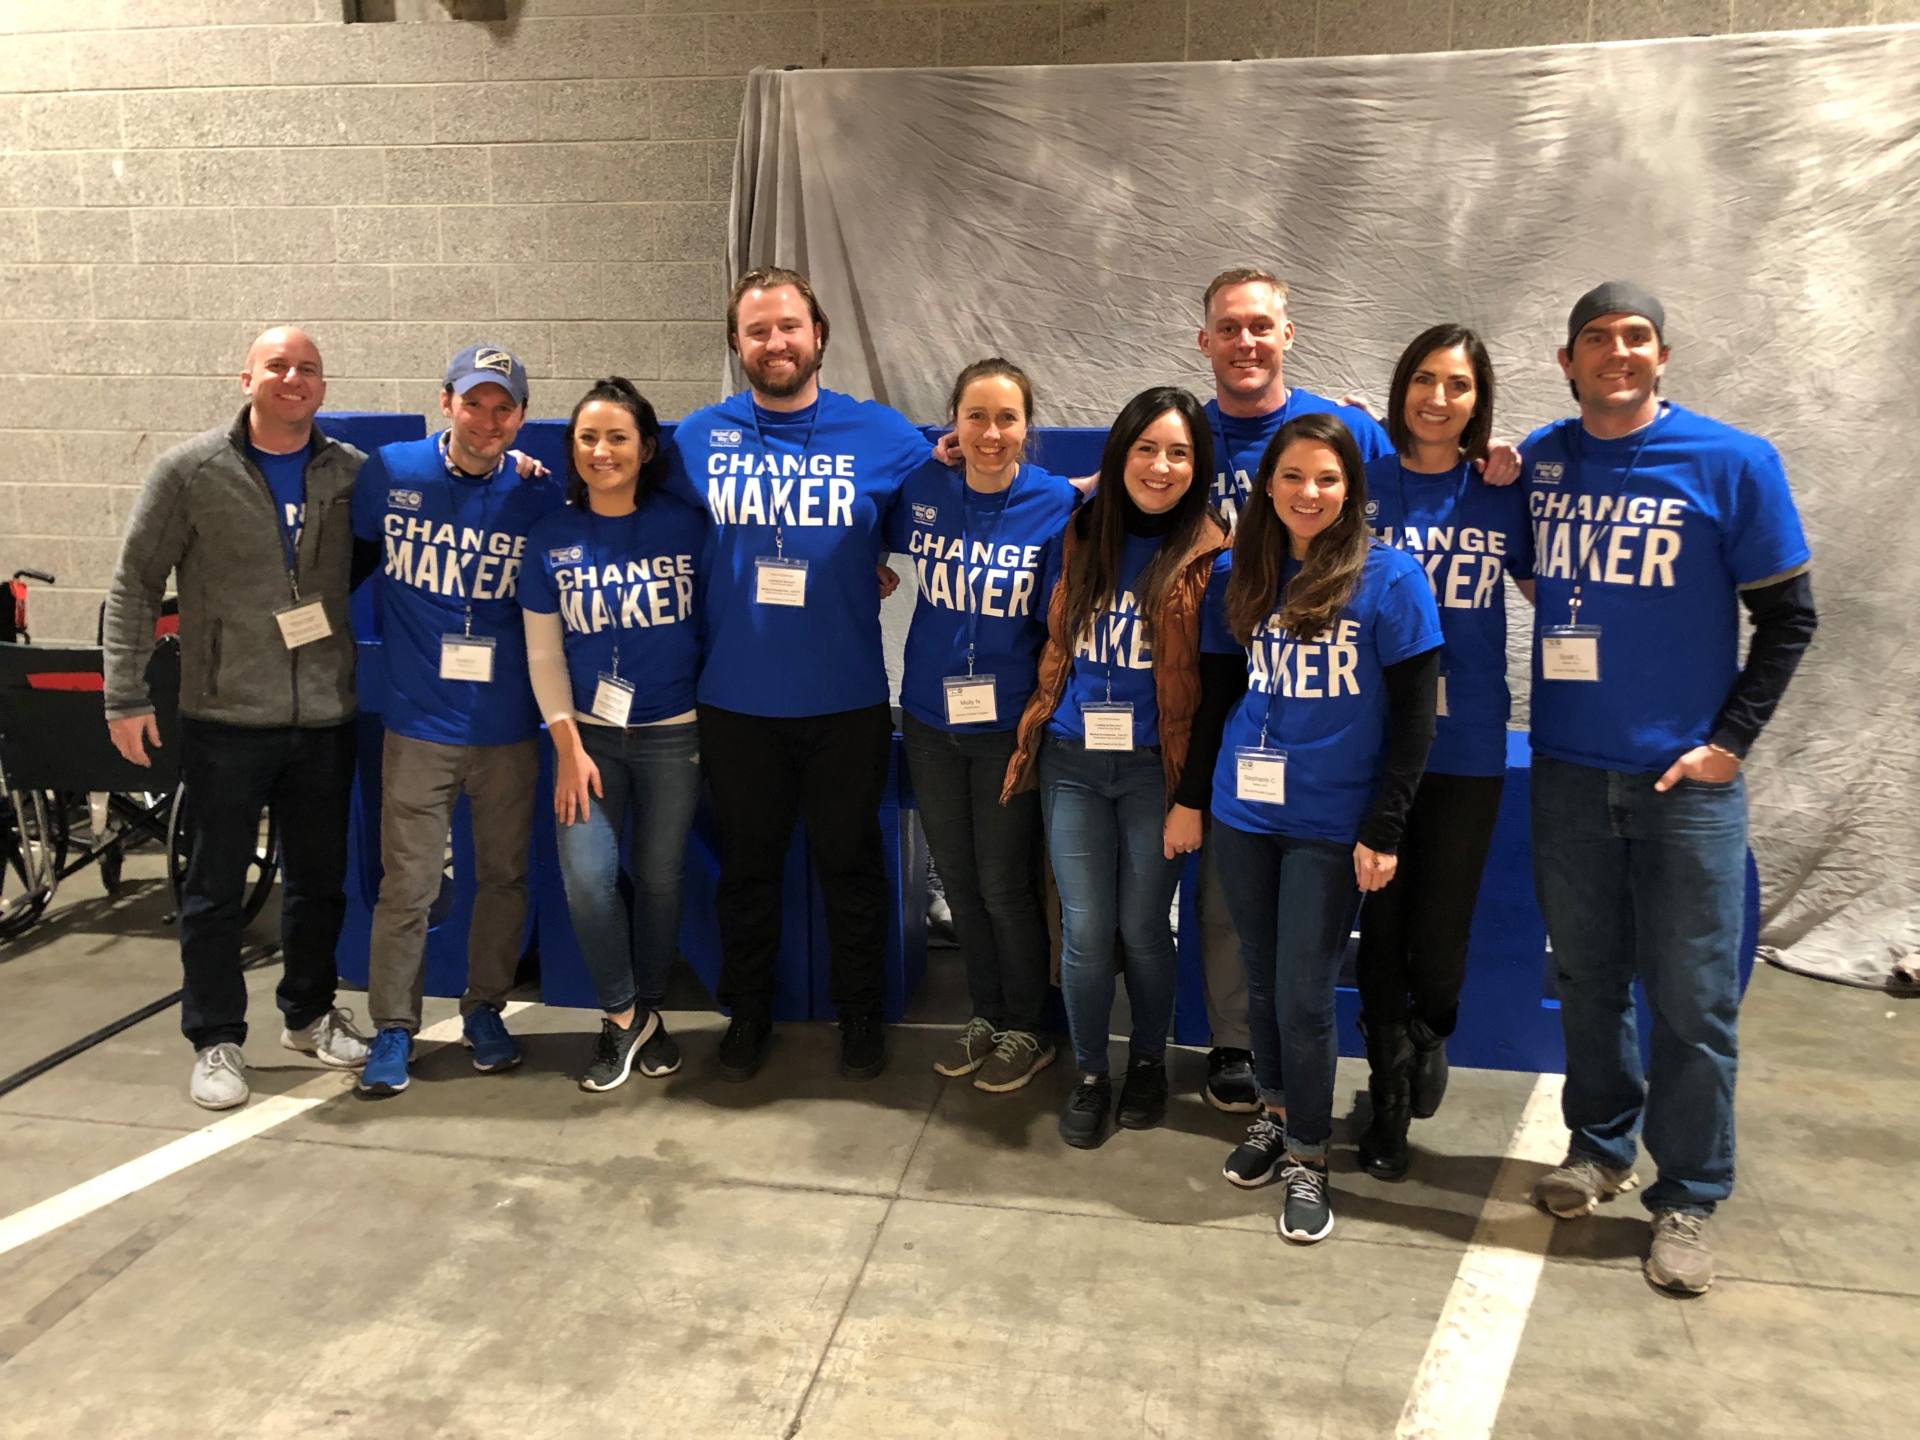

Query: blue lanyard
[[1391, 457, 1474, 541], [584, 504, 635, 677], [957, 467, 1019, 675], [747, 398, 822, 557], [438, 432, 504, 634], [1208, 392, 1289, 508], [1566, 410, 1659, 625]]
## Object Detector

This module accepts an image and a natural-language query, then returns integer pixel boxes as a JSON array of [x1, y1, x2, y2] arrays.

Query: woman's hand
[[1163, 804, 1204, 860], [555, 743, 603, 826], [1353, 843, 1397, 893]]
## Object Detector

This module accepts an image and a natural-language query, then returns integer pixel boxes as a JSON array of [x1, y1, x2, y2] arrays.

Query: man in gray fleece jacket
[[103, 326, 372, 1110]]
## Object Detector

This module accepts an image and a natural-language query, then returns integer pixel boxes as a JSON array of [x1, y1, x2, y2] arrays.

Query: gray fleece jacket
[[103, 407, 365, 727]]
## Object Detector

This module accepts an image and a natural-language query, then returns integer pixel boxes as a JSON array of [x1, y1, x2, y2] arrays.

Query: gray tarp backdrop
[[726, 26, 1920, 988]]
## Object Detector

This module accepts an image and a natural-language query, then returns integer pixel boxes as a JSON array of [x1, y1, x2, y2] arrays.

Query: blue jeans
[[903, 713, 1048, 1033], [1530, 755, 1747, 1216], [1039, 736, 1182, 1075], [554, 721, 702, 1015], [1210, 820, 1359, 1163]]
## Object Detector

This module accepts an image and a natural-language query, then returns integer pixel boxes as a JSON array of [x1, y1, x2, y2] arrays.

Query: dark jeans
[[1531, 755, 1747, 1216], [177, 717, 355, 1050], [1354, 771, 1505, 1036], [555, 720, 702, 1015], [699, 702, 892, 1019], [902, 713, 1047, 1034], [1211, 819, 1360, 1163], [1038, 735, 1182, 1075]]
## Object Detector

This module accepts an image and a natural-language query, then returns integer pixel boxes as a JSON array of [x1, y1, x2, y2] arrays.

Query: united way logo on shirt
[[389, 488, 424, 511], [548, 545, 584, 565], [1531, 461, 1564, 484], [709, 428, 743, 448], [912, 503, 939, 526]]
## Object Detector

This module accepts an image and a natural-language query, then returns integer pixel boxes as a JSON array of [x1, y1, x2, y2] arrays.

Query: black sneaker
[[636, 1012, 682, 1078], [1223, 1113, 1286, 1188], [1278, 1159, 1334, 1244], [840, 1011, 887, 1080], [1203, 1047, 1259, 1113], [1115, 1056, 1168, 1130], [1059, 1074, 1113, 1149], [716, 1011, 773, 1082], [579, 1011, 659, 1093]]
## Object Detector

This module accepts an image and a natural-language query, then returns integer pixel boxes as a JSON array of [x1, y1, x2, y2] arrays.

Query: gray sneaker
[[1646, 1210, 1714, 1294], [190, 1043, 249, 1111], [1533, 1154, 1640, 1218], [973, 1029, 1056, 1093], [282, 1007, 371, 1069], [933, 1016, 1000, 1077]]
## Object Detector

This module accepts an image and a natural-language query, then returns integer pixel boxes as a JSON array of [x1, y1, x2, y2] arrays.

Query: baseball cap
[[444, 343, 529, 408], [1566, 282, 1666, 350]]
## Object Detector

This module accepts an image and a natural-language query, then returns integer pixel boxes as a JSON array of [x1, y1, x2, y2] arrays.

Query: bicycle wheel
[[167, 784, 281, 926], [0, 787, 69, 940]]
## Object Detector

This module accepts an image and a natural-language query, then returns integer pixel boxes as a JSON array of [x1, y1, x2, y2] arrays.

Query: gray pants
[[1199, 841, 1250, 1050], [368, 730, 538, 1034]]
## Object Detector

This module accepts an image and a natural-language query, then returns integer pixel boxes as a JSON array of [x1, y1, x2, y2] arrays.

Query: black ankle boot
[[1408, 1015, 1450, 1120], [1357, 1017, 1413, 1181]]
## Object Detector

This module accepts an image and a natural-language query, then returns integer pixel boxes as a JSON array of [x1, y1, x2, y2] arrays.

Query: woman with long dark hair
[[520, 377, 710, 1092], [891, 358, 1081, 1094], [1190, 411, 1442, 1242], [1001, 385, 1228, 1149], [1353, 326, 1535, 1179]]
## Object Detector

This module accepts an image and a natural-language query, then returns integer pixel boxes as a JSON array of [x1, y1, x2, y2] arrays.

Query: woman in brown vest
[[1001, 386, 1228, 1150]]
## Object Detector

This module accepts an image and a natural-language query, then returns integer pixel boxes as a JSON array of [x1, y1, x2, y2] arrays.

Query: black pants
[[901, 712, 1047, 1033], [1354, 771, 1505, 1037], [178, 717, 356, 1049], [698, 703, 892, 1018]]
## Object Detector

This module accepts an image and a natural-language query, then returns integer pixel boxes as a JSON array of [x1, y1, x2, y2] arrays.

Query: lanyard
[[439, 432, 504, 636], [585, 504, 636, 679], [1208, 391, 1289, 509], [246, 442, 307, 601], [1565, 411, 1658, 626], [957, 467, 1019, 677], [747, 398, 822, 558], [1391, 457, 1473, 542]]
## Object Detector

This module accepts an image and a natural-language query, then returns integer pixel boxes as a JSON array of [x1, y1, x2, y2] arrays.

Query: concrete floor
[[0, 855, 1914, 1439]]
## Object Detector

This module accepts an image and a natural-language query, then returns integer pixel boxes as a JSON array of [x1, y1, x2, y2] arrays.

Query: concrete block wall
[[1, 0, 1909, 640]]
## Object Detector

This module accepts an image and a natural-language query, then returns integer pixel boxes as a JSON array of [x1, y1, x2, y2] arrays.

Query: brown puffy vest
[[1001, 513, 1228, 807]]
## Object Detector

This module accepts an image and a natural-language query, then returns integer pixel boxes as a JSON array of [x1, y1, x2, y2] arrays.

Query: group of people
[[100, 265, 1815, 1297]]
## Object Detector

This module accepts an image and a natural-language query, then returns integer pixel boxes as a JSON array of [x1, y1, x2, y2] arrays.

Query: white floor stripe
[[0, 1002, 529, 1260], [1396, 1072, 1569, 1440]]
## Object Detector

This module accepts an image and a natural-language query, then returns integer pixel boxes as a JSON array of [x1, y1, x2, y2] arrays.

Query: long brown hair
[[1061, 386, 1221, 649], [1226, 412, 1372, 644], [563, 377, 665, 510]]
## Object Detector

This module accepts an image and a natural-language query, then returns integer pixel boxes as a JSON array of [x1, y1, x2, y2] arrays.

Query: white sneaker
[[190, 1043, 249, 1110], [282, 1007, 371, 1069]]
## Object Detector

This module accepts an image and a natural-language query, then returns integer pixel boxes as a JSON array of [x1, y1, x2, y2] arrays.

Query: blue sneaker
[[463, 1005, 521, 1073], [357, 1027, 413, 1099]]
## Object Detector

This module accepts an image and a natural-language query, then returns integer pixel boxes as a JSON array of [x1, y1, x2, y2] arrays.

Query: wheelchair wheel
[[166, 784, 281, 926], [0, 787, 68, 940]]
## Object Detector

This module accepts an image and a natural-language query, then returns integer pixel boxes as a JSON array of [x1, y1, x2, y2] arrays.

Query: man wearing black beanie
[[1519, 282, 1818, 1295]]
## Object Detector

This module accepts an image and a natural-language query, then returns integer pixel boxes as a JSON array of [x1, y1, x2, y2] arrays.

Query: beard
[[745, 348, 822, 399]]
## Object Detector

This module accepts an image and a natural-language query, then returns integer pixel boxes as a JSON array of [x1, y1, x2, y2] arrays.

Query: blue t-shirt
[[1205, 391, 1393, 533], [352, 435, 564, 747], [886, 459, 1081, 732], [246, 441, 307, 570], [1522, 403, 1810, 773], [1203, 544, 1443, 844], [519, 491, 709, 726], [666, 389, 928, 718], [1367, 455, 1534, 777], [1045, 529, 1164, 748]]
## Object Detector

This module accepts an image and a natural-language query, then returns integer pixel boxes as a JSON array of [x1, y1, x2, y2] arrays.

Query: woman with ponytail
[[520, 378, 710, 1093]]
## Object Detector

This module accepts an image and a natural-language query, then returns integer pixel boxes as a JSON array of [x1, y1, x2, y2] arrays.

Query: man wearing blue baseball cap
[[1521, 283, 1818, 1294], [351, 344, 565, 1097]]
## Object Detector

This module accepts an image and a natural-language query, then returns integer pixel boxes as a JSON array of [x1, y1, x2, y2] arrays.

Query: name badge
[[439, 634, 496, 683], [1082, 701, 1134, 752], [1436, 674, 1450, 719], [1542, 625, 1602, 682], [591, 673, 635, 726], [274, 599, 332, 650], [942, 674, 998, 726], [1235, 746, 1288, 804], [754, 556, 808, 607]]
